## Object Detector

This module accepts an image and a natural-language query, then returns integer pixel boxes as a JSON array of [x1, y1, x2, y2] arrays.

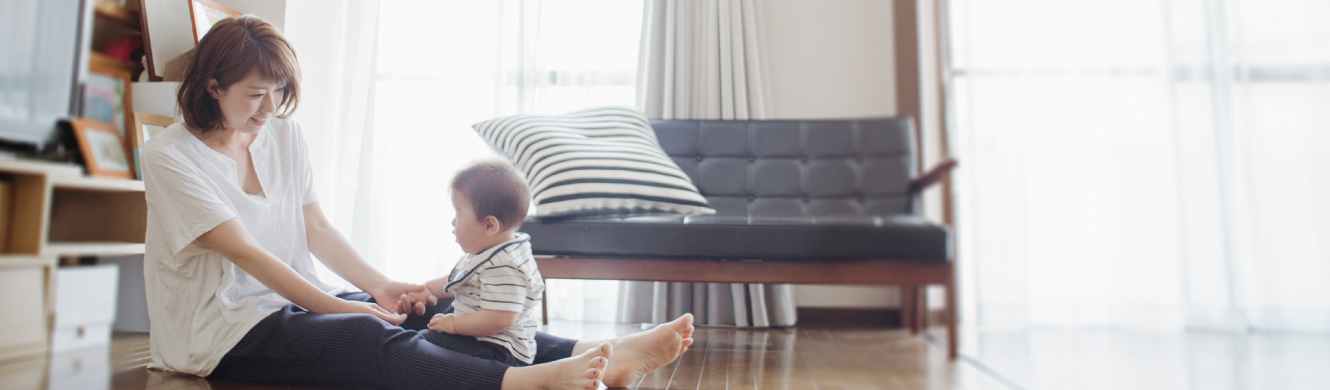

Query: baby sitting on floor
[[423, 159, 544, 366]]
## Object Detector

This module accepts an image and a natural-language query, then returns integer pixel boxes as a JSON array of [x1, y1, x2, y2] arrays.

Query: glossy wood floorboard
[[2, 321, 1008, 390]]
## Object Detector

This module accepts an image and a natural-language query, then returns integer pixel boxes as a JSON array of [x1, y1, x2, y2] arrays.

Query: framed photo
[[189, 0, 241, 44], [130, 112, 175, 179], [70, 119, 135, 179], [84, 64, 134, 137]]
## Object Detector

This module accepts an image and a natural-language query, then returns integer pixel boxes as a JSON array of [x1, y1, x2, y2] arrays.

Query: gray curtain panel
[[625, 0, 795, 328], [618, 282, 797, 327]]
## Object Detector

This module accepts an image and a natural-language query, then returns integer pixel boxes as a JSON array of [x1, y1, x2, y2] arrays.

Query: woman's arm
[[303, 202, 435, 314], [197, 218, 406, 324]]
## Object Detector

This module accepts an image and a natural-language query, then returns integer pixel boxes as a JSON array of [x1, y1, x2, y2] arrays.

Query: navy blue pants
[[208, 292, 577, 390]]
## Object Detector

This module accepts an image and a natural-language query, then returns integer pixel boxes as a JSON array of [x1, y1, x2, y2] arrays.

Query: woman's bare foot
[[502, 343, 611, 390], [601, 313, 695, 388]]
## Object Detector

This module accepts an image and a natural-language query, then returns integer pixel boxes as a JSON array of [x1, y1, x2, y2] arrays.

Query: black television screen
[[0, 0, 90, 151]]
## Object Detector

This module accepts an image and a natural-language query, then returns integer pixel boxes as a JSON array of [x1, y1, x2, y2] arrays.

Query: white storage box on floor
[[52, 264, 119, 353]]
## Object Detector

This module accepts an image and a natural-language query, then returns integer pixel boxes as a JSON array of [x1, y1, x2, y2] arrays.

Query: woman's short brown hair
[[451, 159, 531, 231], [177, 15, 301, 132]]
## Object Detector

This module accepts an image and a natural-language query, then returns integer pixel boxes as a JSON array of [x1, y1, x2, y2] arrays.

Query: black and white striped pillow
[[473, 107, 715, 219]]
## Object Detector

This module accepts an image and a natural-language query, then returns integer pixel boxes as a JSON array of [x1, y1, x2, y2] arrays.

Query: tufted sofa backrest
[[652, 118, 917, 217]]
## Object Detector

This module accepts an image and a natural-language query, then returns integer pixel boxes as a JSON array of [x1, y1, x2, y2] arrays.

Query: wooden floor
[[0, 321, 1008, 390], [8, 322, 1326, 390]]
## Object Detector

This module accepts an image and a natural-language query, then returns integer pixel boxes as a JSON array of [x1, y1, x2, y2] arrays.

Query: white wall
[[762, 0, 901, 309], [763, 0, 896, 120], [222, 0, 286, 30], [283, 0, 345, 192]]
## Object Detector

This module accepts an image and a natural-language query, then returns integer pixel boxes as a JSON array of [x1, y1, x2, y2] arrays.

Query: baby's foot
[[602, 313, 694, 388]]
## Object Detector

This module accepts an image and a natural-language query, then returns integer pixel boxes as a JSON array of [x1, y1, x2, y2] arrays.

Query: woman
[[142, 15, 692, 390]]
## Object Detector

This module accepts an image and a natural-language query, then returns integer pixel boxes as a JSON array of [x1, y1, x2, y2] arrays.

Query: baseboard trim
[[796, 308, 903, 328]]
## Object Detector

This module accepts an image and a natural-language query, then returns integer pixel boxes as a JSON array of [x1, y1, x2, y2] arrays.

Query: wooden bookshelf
[[93, 0, 141, 30], [89, 0, 145, 81], [0, 159, 145, 361], [0, 159, 148, 257]]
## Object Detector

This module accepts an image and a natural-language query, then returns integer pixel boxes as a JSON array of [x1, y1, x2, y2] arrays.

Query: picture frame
[[84, 64, 135, 138], [140, 0, 196, 81], [70, 119, 135, 179], [189, 0, 241, 44], [130, 112, 175, 179]]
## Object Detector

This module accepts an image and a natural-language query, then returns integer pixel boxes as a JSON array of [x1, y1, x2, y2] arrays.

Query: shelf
[[93, 0, 141, 30], [50, 176, 144, 192], [89, 52, 145, 77], [0, 256, 55, 268], [0, 159, 81, 178], [48, 185, 146, 247], [45, 243, 145, 256]]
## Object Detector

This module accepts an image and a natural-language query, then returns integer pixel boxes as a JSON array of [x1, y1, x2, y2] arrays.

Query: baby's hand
[[428, 313, 458, 334]]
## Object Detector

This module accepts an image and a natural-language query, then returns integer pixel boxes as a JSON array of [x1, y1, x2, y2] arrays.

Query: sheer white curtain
[[288, 0, 645, 322], [949, 0, 1330, 332]]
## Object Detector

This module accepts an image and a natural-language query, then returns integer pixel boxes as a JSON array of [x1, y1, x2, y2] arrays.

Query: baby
[[423, 159, 544, 366]]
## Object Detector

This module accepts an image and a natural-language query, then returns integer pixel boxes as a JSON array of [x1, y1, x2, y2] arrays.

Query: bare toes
[[585, 341, 612, 358], [670, 313, 695, 332]]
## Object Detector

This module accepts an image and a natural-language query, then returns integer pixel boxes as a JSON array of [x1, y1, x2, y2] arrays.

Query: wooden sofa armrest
[[909, 158, 958, 193]]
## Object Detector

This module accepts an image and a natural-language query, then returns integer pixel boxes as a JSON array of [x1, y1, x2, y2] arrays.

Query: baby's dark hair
[[450, 159, 531, 230]]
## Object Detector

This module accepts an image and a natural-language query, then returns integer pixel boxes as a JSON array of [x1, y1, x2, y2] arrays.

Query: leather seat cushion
[[520, 214, 949, 262]]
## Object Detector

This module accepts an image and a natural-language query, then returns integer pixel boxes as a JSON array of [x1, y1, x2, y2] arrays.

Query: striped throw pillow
[[473, 107, 716, 219]]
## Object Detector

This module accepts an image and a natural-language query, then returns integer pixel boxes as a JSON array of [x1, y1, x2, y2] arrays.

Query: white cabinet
[[0, 258, 53, 362]]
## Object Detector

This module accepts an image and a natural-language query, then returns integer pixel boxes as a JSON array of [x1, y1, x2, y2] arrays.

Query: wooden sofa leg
[[946, 278, 958, 359], [917, 286, 929, 332], [542, 295, 549, 325], [901, 285, 919, 334]]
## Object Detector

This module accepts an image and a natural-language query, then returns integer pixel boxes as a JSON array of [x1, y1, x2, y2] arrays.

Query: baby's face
[[451, 191, 489, 254]]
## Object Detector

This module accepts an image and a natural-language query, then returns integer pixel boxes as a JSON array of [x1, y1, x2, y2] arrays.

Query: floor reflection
[[968, 328, 1330, 390]]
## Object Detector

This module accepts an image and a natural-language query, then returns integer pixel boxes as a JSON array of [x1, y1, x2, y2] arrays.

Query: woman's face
[[208, 71, 284, 133]]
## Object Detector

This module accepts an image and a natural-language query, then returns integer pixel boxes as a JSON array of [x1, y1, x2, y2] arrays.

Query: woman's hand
[[305, 203, 438, 315], [370, 281, 437, 316], [340, 300, 408, 325], [427, 313, 458, 334]]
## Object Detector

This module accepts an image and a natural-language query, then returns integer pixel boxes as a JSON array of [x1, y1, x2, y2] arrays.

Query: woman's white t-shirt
[[142, 118, 342, 376]]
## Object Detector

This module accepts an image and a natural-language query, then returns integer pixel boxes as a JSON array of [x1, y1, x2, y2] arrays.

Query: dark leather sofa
[[523, 117, 960, 358]]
